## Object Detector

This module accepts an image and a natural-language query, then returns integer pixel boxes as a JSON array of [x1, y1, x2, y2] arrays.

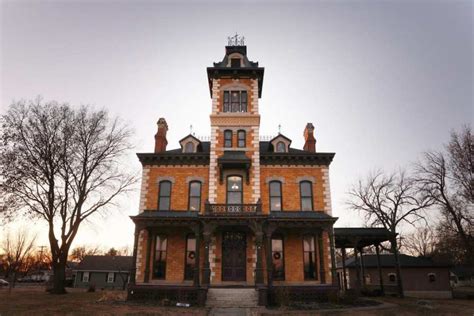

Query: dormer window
[[223, 91, 247, 112], [276, 142, 286, 153], [184, 142, 194, 153], [231, 58, 241, 68]]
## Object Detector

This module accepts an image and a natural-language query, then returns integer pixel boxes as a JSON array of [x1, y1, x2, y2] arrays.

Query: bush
[[87, 283, 96, 292]]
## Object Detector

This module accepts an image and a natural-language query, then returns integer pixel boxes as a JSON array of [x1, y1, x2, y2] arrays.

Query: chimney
[[154, 118, 168, 153], [303, 123, 316, 152]]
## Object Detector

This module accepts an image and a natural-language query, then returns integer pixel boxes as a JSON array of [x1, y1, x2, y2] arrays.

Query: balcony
[[205, 200, 262, 215]]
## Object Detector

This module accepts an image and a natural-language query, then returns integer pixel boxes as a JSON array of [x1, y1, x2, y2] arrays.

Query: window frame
[[226, 175, 243, 205], [388, 273, 397, 283], [271, 235, 285, 280], [303, 234, 318, 280], [184, 234, 197, 280], [107, 272, 115, 283], [223, 90, 247, 113], [276, 141, 286, 153], [299, 181, 314, 211], [237, 130, 246, 148], [428, 273, 436, 283], [224, 130, 233, 148], [187, 181, 202, 211], [269, 181, 283, 211], [153, 235, 168, 280], [82, 271, 89, 283], [184, 142, 194, 153], [158, 181, 172, 211]]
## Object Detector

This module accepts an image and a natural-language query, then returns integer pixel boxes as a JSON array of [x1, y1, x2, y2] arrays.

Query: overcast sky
[[1, 0, 472, 250]]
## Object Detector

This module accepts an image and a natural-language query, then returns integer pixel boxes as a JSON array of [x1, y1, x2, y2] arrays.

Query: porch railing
[[205, 199, 262, 215]]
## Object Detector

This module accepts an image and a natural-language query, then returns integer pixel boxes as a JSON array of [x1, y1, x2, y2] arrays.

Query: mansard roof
[[137, 140, 334, 166]]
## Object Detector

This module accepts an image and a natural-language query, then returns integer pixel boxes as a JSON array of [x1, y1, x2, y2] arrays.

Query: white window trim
[[107, 272, 114, 283], [82, 271, 89, 283], [388, 273, 397, 282]]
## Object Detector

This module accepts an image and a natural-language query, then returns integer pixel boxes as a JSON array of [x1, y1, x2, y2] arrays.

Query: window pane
[[228, 192, 242, 204], [301, 198, 312, 211], [238, 131, 245, 147], [276, 142, 286, 153], [189, 197, 200, 211], [190, 182, 201, 196], [270, 197, 281, 211], [154, 235, 167, 279], [241, 91, 247, 103], [224, 130, 232, 147], [184, 142, 194, 153], [231, 91, 239, 102], [160, 182, 171, 196], [231, 58, 240, 67], [159, 197, 170, 210], [227, 176, 242, 191], [270, 182, 281, 196], [272, 238, 283, 252], [300, 182, 312, 197]]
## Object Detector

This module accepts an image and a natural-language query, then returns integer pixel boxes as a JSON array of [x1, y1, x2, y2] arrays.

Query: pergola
[[334, 227, 397, 295]]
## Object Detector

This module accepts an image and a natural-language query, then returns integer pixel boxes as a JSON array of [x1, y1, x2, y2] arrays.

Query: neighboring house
[[74, 256, 133, 290], [128, 39, 338, 306], [451, 265, 474, 287], [337, 254, 452, 299]]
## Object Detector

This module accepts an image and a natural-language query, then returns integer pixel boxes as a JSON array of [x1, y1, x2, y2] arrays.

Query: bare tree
[[1, 229, 36, 288], [415, 125, 474, 264], [347, 169, 433, 297], [0, 99, 136, 294], [402, 227, 437, 258], [69, 245, 102, 262]]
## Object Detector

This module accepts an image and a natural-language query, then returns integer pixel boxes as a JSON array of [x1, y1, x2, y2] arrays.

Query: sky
[[0, 0, 472, 251]]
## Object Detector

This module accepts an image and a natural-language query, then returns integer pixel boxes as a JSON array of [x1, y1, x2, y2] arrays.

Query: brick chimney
[[154, 118, 168, 153], [303, 123, 316, 152]]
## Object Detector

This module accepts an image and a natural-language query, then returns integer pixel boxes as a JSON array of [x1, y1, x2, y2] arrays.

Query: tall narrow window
[[158, 181, 172, 211], [223, 91, 230, 112], [276, 142, 286, 153], [237, 130, 246, 148], [227, 175, 243, 204], [224, 130, 232, 148], [188, 181, 202, 211], [153, 235, 167, 279], [269, 181, 282, 211], [272, 235, 285, 280], [184, 142, 194, 153], [300, 181, 313, 211], [184, 234, 196, 280], [240, 91, 247, 112], [303, 235, 317, 280]]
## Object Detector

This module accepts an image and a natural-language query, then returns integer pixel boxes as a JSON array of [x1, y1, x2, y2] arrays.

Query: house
[[74, 256, 133, 290], [451, 265, 474, 288], [127, 37, 338, 307], [337, 254, 452, 299]]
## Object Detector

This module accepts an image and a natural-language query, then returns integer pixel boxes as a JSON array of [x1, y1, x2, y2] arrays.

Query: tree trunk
[[391, 237, 404, 298], [50, 258, 68, 294]]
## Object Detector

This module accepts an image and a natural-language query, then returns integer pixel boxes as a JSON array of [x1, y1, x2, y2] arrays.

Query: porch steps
[[206, 288, 259, 308]]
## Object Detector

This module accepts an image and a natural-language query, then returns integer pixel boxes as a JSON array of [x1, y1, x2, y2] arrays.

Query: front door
[[222, 232, 247, 281]]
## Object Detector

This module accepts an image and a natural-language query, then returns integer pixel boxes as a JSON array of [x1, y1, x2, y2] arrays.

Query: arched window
[[227, 175, 243, 204], [224, 130, 233, 148], [269, 181, 282, 211], [158, 181, 172, 211], [303, 235, 317, 280], [188, 181, 202, 211], [276, 141, 286, 153], [300, 181, 313, 211], [272, 235, 285, 280], [153, 235, 167, 279], [184, 234, 196, 280], [237, 130, 246, 148], [184, 142, 194, 153]]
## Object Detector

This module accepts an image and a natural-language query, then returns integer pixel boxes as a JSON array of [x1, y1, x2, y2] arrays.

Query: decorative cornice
[[137, 153, 209, 166], [260, 152, 335, 166]]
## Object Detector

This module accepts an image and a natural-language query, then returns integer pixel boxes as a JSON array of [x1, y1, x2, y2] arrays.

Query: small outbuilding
[[74, 255, 133, 290], [337, 254, 452, 299]]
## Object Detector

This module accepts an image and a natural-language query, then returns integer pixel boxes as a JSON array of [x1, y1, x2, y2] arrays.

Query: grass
[[1, 287, 473, 315]]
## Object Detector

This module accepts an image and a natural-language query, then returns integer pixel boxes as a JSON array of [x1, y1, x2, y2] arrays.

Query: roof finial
[[190, 124, 193, 135], [278, 124, 282, 134], [227, 33, 245, 46]]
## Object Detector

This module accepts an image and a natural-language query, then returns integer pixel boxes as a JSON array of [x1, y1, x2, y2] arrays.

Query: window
[[269, 181, 282, 211], [237, 130, 246, 148], [276, 141, 286, 153], [158, 181, 172, 211], [184, 234, 196, 280], [153, 235, 167, 279], [231, 58, 241, 67], [388, 273, 397, 283], [223, 91, 247, 112], [184, 142, 194, 153], [188, 181, 202, 211], [428, 273, 436, 282], [227, 175, 243, 204], [272, 235, 285, 280], [107, 272, 114, 283], [224, 130, 233, 148], [300, 181, 313, 211], [82, 271, 89, 282], [303, 235, 317, 280]]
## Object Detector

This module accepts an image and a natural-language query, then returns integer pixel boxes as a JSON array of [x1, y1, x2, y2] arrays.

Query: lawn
[[1, 287, 473, 315]]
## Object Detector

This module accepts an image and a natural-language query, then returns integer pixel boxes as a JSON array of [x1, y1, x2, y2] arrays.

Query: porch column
[[130, 226, 140, 285], [202, 229, 212, 287], [265, 231, 273, 288], [354, 245, 362, 292], [255, 230, 265, 286], [193, 225, 201, 287], [375, 243, 384, 295], [328, 228, 337, 286], [360, 247, 366, 287], [318, 231, 326, 284], [144, 228, 153, 283], [341, 247, 348, 291]]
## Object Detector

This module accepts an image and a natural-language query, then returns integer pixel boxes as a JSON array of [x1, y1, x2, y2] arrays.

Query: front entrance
[[222, 232, 247, 281]]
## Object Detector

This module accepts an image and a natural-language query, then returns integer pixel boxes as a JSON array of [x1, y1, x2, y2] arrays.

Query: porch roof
[[334, 227, 396, 248]]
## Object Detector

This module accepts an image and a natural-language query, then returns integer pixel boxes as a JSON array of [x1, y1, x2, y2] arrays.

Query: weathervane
[[278, 124, 282, 134], [227, 33, 245, 46]]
